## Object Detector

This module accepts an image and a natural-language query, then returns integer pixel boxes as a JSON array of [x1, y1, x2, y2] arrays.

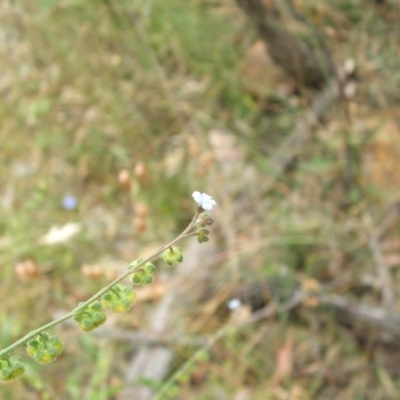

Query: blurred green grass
[[0, 1, 251, 398], [1, 0, 400, 398]]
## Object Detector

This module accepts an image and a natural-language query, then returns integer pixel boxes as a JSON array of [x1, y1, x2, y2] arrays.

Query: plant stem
[[0, 210, 201, 358]]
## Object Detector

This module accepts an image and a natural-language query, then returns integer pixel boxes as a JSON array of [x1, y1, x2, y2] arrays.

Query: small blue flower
[[62, 195, 78, 210]]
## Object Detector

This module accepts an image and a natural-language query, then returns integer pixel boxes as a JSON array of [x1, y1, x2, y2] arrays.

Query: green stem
[[0, 210, 201, 358], [109, 286, 121, 298], [153, 327, 226, 400]]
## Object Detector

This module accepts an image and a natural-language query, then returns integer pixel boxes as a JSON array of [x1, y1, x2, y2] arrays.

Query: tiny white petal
[[192, 191, 201, 202]]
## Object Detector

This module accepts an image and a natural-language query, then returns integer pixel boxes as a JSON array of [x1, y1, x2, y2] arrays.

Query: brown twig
[[364, 212, 397, 314], [236, 0, 336, 87], [321, 292, 400, 337], [262, 78, 341, 193]]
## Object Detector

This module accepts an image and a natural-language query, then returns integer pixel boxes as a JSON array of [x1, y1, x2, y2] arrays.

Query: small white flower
[[192, 191, 217, 210], [39, 223, 81, 245], [227, 298, 241, 310]]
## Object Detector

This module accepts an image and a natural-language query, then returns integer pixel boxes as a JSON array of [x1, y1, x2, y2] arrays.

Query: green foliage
[[1, 0, 399, 398], [0, 199, 211, 392]]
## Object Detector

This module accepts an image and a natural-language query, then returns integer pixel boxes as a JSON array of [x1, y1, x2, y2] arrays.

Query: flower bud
[[134, 202, 149, 218], [118, 169, 131, 189], [14, 259, 42, 282], [197, 229, 210, 243], [196, 212, 215, 227], [134, 162, 149, 185]]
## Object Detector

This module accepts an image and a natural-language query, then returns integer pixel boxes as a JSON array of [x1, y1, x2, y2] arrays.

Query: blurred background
[[1, 0, 400, 399]]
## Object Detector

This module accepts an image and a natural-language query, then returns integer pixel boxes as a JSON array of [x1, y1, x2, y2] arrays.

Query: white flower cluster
[[192, 191, 216, 211]]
